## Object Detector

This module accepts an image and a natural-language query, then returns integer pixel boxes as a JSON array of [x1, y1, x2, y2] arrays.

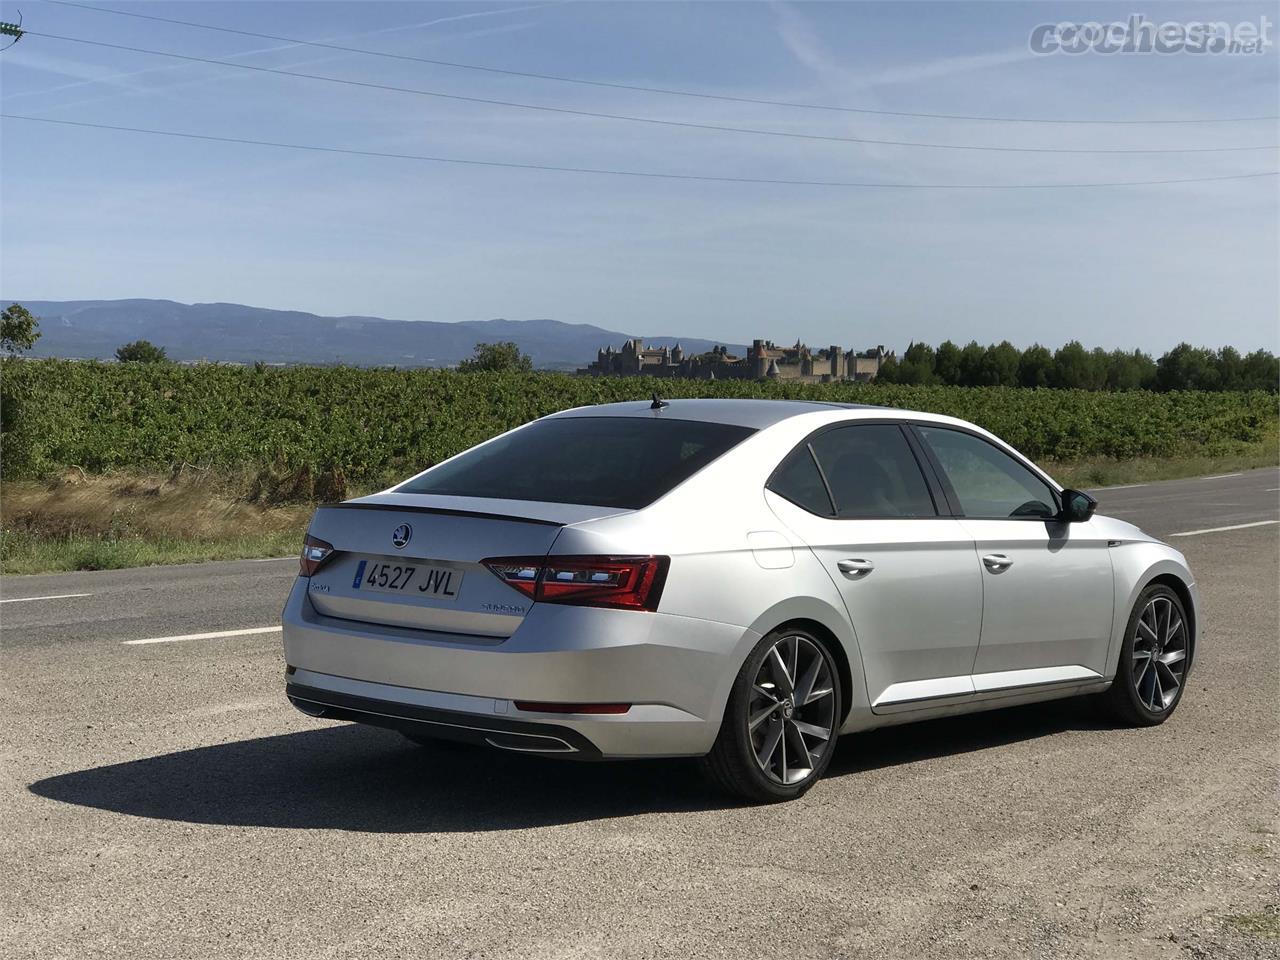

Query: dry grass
[[3, 443, 1277, 575], [0, 469, 314, 575]]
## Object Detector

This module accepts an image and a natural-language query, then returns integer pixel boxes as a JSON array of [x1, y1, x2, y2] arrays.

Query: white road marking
[[1267, 488, 1279, 492], [1096, 483, 1148, 491], [0, 592, 93, 604], [249, 556, 297, 562], [1200, 473, 1243, 481], [123, 625, 282, 646], [1170, 520, 1279, 538]]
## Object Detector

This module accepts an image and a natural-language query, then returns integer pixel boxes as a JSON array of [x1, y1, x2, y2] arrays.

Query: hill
[[10, 298, 746, 369]]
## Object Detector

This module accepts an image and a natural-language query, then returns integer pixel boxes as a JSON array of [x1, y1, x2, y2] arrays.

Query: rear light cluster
[[299, 534, 335, 576], [483, 555, 669, 611]]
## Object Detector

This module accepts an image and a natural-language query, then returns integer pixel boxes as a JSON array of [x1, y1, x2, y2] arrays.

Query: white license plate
[[351, 558, 463, 600]]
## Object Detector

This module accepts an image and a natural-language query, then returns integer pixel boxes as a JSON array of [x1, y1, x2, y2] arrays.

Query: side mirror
[[1059, 488, 1098, 523]]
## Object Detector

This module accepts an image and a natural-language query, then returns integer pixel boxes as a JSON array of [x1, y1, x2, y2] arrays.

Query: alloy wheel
[[1131, 595, 1187, 712], [748, 635, 836, 785]]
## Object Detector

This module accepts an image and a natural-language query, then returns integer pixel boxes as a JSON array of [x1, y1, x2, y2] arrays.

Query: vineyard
[[2, 359, 1277, 492]]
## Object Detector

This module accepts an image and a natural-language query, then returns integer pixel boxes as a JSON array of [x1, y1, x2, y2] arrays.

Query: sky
[[1, 0, 1277, 352]]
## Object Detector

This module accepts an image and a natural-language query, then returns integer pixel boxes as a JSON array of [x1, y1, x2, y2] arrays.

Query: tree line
[[875, 340, 1278, 392]]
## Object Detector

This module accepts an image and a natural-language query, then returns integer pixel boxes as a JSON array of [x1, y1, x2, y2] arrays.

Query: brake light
[[482, 555, 669, 611], [299, 534, 335, 577]]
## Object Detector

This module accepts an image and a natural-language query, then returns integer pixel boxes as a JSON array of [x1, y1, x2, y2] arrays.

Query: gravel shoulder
[[1, 500, 1277, 958]]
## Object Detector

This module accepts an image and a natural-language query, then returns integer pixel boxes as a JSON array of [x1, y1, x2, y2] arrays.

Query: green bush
[[2, 358, 1276, 485]]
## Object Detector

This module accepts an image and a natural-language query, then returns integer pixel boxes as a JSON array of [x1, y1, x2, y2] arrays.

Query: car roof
[[546, 398, 910, 430]]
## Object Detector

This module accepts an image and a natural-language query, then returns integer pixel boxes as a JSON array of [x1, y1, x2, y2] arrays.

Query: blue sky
[[1, 1, 1277, 351]]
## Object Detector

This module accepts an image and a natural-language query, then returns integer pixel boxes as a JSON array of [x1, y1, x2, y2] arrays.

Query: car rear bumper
[[280, 577, 757, 758]]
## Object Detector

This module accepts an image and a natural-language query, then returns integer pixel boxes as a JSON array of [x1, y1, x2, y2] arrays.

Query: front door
[[765, 422, 984, 711], [913, 425, 1115, 689]]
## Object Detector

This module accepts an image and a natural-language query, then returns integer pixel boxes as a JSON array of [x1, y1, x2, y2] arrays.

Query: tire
[[702, 626, 843, 803], [1100, 583, 1191, 726]]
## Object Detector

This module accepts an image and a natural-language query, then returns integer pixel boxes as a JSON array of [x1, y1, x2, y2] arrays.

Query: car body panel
[[282, 399, 1200, 760]]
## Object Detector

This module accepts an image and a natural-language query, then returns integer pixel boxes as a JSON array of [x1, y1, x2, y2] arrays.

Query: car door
[[764, 422, 984, 713], [912, 424, 1115, 689]]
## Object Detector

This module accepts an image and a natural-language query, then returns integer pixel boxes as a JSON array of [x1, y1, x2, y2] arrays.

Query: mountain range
[[10, 299, 748, 369]]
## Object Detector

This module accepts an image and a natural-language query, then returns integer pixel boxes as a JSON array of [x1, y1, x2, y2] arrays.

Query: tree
[[957, 341, 986, 387], [115, 339, 168, 363], [895, 341, 936, 384], [1240, 349, 1279, 391], [1017, 344, 1054, 388], [872, 355, 902, 383], [1155, 343, 1219, 391], [1, 303, 40, 355], [457, 341, 533, 373], [933, 341, 961, 385], [977, 340, 1020, 386]]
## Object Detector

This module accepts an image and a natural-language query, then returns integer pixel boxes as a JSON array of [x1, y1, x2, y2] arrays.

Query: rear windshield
[[398, 416, 755, 509]]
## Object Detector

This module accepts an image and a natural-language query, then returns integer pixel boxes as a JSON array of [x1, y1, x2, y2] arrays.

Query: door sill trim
[[872, 665, 1104, 714]]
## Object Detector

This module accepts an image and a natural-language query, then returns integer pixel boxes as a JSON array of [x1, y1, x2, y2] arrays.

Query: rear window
[[398, 416, 756, 509]]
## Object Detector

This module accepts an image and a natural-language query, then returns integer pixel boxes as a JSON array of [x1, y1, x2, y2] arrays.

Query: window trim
[[908, 423, 1062, 521], [765, 419, 944, 521]]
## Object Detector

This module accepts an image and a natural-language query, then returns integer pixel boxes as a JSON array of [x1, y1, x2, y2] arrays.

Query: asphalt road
[[2, 467, 1277, 959]]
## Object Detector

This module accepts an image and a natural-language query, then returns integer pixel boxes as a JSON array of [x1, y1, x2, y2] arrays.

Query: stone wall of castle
[[582, 338, 894, 382]]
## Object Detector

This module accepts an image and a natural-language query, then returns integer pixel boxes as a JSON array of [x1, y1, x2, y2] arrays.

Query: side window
[[808, 424, 937, 519], [917, 426, 1057, 519], [767, 445, 834, 516]]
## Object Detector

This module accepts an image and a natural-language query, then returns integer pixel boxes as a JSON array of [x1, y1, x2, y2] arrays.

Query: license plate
[[351, 558, 463, 600]]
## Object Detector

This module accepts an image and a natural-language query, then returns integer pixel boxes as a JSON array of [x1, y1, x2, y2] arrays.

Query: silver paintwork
[[282, 399, 1199, 759]]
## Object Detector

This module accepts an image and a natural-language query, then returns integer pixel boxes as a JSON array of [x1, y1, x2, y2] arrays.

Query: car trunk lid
[[302, 494, 630, 637]]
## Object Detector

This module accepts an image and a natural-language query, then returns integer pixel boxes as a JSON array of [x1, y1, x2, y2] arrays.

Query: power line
[[5, 113, 1276, 189], [23, 31, 1280, 156], [42, 0, 1280, 126]]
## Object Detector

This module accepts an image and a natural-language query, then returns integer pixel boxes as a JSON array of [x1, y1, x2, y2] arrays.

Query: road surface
[[2, 467, 1277, 959]]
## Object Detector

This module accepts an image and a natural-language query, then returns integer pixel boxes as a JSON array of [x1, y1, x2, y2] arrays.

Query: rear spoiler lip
[[315, 501, 565, 527]]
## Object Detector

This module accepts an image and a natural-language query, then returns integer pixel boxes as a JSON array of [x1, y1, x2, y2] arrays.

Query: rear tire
[[702, 626, 842, 803], [1100, 583, 1190, 726]]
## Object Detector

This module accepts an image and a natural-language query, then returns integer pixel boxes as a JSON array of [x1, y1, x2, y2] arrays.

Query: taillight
[[299, 534, 335, 577], [482, 555, 669, 611]]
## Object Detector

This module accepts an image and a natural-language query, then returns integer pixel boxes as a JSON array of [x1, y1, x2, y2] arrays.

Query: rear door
[[912, 424, 1114, 685], [303, 496, 617, 638], [765, 422, 984, 712]]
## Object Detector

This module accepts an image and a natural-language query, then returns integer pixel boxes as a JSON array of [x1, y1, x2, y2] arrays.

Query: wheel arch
[[1107, 544, 1199, 680]]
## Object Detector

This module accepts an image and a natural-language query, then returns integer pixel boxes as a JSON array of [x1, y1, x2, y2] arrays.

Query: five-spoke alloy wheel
[[1103, 583, 1191, 726], [704, 627, 842, 802]]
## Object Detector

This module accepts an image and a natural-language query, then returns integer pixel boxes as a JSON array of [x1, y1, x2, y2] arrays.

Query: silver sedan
[[282, 399, 1197, 802]]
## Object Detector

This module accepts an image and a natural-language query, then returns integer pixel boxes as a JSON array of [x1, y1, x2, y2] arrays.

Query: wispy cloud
[[773, 1, 1032, 90]]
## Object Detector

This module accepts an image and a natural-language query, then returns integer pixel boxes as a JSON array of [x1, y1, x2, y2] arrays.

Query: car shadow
[[29, 699, 1112, 832]]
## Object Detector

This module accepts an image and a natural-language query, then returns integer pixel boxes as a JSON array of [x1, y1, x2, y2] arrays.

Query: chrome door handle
[[837, 559, 875, 579], [982, 554, 1014, 572]]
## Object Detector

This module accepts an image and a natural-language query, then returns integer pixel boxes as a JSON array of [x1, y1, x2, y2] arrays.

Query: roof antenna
[[650, 392, 669, 410]]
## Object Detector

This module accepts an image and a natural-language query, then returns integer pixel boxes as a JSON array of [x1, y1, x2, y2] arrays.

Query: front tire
[[703, 627, 842, 803], [1101, 583, 1190, 726]]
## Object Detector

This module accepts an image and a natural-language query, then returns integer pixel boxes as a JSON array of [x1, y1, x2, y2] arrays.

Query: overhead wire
[[5, 113, 1276, 189], [20, 30, 1280, 155], [41, 0, 1280, 126]]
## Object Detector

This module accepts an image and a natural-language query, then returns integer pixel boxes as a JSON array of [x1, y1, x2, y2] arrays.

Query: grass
[[2, 443, 1277, 575], [1224, 906, 1280, 940], [0, 470, 314, 575], [1047, 434, 1279, 489]]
